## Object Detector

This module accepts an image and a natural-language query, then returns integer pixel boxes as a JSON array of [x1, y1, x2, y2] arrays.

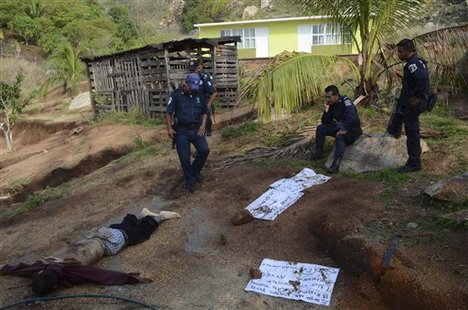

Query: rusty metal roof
[[81, 36, 241, 62]]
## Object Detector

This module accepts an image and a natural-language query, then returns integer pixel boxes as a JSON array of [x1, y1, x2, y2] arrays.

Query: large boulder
[[242, 6, 258, 19], [424, 172, 468, 201], [69, 91, 91, 110], [325, 133, 429, 173]]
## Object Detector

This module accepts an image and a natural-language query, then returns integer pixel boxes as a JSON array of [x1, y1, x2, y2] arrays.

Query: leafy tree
[[40, 42, 85, 98], [0, 0, 27, 28], [181, 0, 228, 32], [108, 6, 138, 43], [7, 15, 39, 45], [0, 74, 30, 152], [62, 18, 117, 53]]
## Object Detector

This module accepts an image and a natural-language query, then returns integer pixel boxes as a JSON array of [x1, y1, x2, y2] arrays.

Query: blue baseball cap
[[186, 73, 200, 90]]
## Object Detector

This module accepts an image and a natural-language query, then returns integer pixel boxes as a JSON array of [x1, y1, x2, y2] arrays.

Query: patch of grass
[[97, 107, 162, 127], [257, 158, 312, 171], [219, 233, 228, 246], [220, 120, 258, 140], [1, 185, 68, 219], [341, 169, 413, 186], [8, 178, 31, 192]]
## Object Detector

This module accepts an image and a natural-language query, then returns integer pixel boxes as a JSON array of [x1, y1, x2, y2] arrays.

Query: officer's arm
[[165, 92, 177, 139], [321, 108, 334, 124], [204, 76, 217, 108], [342, 99, 358, 131]]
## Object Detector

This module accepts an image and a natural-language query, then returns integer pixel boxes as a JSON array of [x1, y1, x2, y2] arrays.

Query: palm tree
[[40, 42, 85, 98], [247, 0, 428, 119], [24, 0, 46, 19]]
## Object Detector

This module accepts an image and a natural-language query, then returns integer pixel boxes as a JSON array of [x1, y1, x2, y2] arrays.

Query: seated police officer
[[310, 85, 362, 174], [165, 73, 210, 193]]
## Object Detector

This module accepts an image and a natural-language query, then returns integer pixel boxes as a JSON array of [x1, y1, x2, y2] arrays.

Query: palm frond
[[248, 51, 338, 121]]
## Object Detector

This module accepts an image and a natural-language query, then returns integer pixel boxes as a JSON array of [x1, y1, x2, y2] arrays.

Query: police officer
[[166, 73, 209, 193], [310, 85, 362, 174], [387, 39, 430, 173], [189, 60, 217, 136]]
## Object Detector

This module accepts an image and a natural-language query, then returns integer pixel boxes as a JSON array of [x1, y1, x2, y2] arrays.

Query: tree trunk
[[1, 128, 13, 152], [354, 78, 379, 106]]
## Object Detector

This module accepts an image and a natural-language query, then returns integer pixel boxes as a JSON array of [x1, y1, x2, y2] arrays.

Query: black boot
[[327, 157, 342, 174], [309, 149, 323, 161]]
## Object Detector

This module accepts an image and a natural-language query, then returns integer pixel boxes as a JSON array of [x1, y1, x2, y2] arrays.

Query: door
[[298, 25, 312, 53], [255, 27, 269, 58]]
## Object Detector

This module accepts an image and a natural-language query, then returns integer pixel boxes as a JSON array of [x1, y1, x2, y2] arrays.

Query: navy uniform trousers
[[387, 107, 421, 167], [175, 127, 209, 186], [315, 124, 361, 159]]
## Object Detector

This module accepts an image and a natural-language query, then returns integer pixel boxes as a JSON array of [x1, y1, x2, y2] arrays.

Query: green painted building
[[195, 16, 356, 59]]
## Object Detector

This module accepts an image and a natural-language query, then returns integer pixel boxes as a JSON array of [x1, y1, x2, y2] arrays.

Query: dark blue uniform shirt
[[166, 87, 208, 126], [198, 70, 216, 104], [321, 95, 362, 132], [399, 55, 430, 108]]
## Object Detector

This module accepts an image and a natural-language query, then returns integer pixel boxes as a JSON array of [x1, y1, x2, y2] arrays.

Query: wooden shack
[[81, 37, 240, 117]]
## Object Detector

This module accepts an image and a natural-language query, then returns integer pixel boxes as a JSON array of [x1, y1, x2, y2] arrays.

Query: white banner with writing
[[246, 168, 330, 220], [245, 258, 339, 306]]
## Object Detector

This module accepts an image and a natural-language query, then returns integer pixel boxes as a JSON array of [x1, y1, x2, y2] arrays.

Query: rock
[[442, 209, 468, 224], [424, 172, 468, 201], [260, 0, 270, 9], [406, 222, 418, 229], [325, 133, 429, 173], [249, 268, 262, 279], [230, 209, 254, 225], [242, 6, 258, 19], [69, 91, 91, 110]]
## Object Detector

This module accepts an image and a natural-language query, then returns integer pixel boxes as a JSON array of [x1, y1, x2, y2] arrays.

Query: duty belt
[[180, 123, 200, 129]]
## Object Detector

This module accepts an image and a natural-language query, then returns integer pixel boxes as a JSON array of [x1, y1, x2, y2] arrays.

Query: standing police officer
[[310, 85, 362, 174], [166, 73, 209, 193], [189, 60, 217, 136], [387, 39, 430, 173]]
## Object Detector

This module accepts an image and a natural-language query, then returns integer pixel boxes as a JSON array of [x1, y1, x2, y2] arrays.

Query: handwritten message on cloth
[[246, 168, 330, 220], [245, 258, 339, 306]]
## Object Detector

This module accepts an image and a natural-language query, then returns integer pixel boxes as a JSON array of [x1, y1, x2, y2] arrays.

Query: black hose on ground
[[1, 293, 158, 309]]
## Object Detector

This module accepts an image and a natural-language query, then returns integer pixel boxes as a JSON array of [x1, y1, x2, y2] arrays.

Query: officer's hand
[[336, 129, 347, 137], [324, 103, 330, 113], [167, 128, 175, 139], [409, 97, 421, 107], [198, 125, 206, 136]]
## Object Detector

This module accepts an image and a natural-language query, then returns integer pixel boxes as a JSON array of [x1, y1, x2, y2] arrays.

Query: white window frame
[[220, 28, 256, 49], [301, 24, 344, 46]]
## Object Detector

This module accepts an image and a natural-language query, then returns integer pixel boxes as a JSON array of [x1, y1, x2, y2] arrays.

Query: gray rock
[[424, 172, 468, 201], [261, 0, 270, 9], [69, 91, 91, 110], [406, 222, 418, 229], [325, 133, 429, 173], [242, 6, 258, 19]]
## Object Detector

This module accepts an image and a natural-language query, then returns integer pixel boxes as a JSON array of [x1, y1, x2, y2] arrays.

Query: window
[[301, 24, 345, 46], [221, 28, 256, 49]]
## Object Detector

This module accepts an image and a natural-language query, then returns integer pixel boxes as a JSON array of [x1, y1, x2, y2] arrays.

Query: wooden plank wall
[[85, 42, 239, 117]]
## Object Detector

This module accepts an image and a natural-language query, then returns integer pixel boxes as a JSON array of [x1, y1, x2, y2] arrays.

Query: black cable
[[1, 293, 158, 309]]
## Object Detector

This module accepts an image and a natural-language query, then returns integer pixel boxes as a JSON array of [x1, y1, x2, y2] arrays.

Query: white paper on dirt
[[246, 168, 330, 220], [245, 258, 339, 306]]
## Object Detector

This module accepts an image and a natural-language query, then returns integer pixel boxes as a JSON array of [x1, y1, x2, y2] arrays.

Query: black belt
[[180, 124, 200, 129]]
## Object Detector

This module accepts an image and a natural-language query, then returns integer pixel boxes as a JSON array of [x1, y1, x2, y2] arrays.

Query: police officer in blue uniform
[[165, 73, 209, 193], [310, 85, 362, 174], [387, 39, 430, 173], [189, 60, 217, 136]]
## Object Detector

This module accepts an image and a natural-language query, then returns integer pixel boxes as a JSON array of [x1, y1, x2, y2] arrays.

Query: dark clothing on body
[[0, 261, 147, 287], [315, 95, 362, 159], [110, 214, 158, 246]]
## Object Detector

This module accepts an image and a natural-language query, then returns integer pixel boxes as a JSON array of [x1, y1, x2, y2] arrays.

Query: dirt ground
[[0, 101, 467, 309]]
